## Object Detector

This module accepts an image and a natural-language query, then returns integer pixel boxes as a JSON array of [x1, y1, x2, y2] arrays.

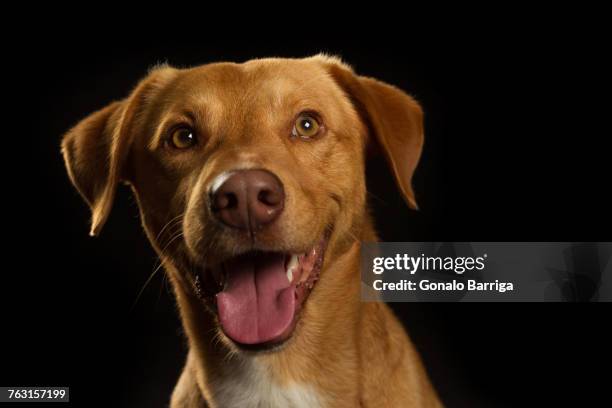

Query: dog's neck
[[171, 235, 368, 407]]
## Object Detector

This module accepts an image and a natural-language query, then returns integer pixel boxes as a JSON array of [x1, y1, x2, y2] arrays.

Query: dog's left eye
[[292, 113, 321, 139], [169, 127, 197, 149]]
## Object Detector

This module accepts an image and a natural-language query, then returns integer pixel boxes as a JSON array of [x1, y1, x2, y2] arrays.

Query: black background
[[2, 14, 610, 408]]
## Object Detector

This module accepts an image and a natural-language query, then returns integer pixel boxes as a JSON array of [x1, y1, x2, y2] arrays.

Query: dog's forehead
[[168, 59, 337, 108]]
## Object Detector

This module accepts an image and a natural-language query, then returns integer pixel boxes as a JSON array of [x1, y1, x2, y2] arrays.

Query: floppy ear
[[322, 57, 424, 209], [61, 66, 176, 236], [62, 100, 127, 236]]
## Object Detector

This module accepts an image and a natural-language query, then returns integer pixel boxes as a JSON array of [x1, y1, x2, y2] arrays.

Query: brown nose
[[210, 169, 285, 231]]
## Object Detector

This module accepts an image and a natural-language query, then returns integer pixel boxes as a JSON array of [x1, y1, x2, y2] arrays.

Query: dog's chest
[[210, 360, 322, 408]]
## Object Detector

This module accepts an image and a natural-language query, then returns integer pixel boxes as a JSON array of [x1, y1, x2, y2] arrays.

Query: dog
[[61, 55, 442, 407]]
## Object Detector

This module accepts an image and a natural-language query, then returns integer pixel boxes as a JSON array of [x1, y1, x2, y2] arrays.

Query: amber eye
[[169, 127, 197, 149], [293, 113, 321, 139]]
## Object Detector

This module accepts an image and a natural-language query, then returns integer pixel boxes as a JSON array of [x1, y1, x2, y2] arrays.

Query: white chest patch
[[210, 359, 322, 408]]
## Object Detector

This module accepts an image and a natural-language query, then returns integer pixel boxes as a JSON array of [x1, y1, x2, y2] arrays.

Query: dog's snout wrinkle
[[210, 169, 285, 233]]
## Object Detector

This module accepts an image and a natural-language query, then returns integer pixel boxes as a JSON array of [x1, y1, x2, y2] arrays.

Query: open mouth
[[194, 234, 329, 348]]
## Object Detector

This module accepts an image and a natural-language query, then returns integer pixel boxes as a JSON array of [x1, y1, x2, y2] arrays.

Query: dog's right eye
[[168, 127, 197, 149]]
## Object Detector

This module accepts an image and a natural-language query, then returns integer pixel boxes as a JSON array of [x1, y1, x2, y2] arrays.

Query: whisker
[[155, 213, 185, 243], [150, 218, 185, 278], [131, 231, 184, 312], [366, 190, 389, 206]]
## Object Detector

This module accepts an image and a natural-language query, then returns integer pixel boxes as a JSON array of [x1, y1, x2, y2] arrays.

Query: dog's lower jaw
[[169, 241, 442, 408]]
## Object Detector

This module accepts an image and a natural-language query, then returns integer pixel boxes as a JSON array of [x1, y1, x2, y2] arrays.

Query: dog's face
[[62, 55, 423, 350]]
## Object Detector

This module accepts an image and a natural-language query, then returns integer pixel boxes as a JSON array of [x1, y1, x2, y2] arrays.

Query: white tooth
[[286, 254, 299, 282]]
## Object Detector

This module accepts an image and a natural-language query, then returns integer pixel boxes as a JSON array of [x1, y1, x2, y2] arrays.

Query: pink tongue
[[216, 253, 295, 344]]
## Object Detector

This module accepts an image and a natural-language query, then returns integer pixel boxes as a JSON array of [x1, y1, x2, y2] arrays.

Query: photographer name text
[[371, 253, 514, 293]]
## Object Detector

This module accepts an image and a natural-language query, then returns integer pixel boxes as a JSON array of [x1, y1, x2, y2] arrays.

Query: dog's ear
[[62, 101, 125, 236], [61, 66, 176, 236], [321, 56, 424, 209]]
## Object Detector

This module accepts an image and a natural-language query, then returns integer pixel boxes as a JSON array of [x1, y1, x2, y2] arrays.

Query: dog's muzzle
[[209, 169, 285, 234]]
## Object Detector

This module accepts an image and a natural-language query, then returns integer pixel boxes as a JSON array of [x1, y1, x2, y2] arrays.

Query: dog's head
[[62, 55, 423, 350]]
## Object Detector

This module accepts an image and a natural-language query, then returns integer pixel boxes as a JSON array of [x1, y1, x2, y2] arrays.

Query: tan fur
[[62, 55, 443, 407]]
